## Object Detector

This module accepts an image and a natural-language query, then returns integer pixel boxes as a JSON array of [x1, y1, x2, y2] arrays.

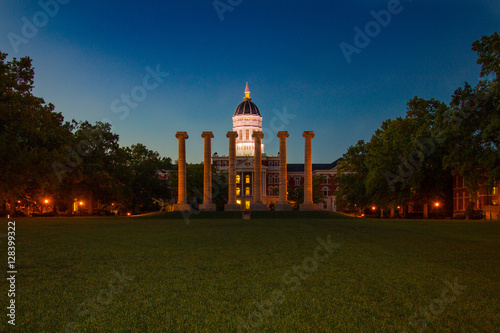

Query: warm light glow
[[397, 206, 400, 209], [127, 212, 131, 216], [372, 206, 376, 210], [44, 199, 49, 204], [435, 202, 440, 207], [79, 201, 84, 206], [236, 200, 241, 205], [17, 200, 21, 203]]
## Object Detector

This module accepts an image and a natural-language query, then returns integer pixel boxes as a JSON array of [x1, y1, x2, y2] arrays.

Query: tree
[[0, 53, 72, 216], [67, 120, 121, 214], [119, 143, 172, 213], [444, 32, 500, 199], [336, 140, 369, 212]]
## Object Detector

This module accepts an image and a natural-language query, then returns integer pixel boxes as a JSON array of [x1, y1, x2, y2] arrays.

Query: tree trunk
[[423, 203, 429, 219], [9, 198, 15, 217]]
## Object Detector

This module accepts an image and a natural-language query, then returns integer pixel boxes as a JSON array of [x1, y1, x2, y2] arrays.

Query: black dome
[[234, 100, 261, 116]]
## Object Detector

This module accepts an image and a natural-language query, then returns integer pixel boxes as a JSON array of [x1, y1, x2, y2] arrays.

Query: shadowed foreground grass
[[1, 214, 499, 332]]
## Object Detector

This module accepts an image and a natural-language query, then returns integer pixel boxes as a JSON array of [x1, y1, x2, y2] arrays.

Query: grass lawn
[[1, 213, 499, 332]]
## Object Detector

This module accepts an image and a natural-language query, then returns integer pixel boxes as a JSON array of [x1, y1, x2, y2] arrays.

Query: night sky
[[1, 0, 498, 163]]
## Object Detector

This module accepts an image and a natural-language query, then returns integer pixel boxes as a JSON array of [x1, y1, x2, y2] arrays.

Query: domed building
[[232, 82, 265, 156], [212, 83, 340, 211]]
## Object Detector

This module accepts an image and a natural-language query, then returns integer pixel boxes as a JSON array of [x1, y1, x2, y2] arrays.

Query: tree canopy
[[336, 32, 499, 212]]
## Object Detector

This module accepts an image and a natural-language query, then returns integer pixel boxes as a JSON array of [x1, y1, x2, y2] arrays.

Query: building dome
[[234, 100, 261, 116]]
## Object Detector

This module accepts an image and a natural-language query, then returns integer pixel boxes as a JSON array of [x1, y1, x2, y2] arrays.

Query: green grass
[[1, 214, 499, 332]]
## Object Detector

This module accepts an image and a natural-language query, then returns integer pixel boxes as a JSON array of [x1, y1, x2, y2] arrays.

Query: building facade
[[213, 83, 339, 210], [452, 174, 499, 219]]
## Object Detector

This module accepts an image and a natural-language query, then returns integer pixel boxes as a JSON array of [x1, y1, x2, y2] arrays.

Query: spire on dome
[[243, 81, 251, 101]]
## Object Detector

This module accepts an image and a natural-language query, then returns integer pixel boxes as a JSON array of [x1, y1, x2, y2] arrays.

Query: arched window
[[274, 187, 279, 196], [245, 187, 251, 196], [236, 187, 241, 196], [322, 186, 329, 197], [245, 175, 251, 184], [236, 175, 240, 184], [268, 187, 274, 196]]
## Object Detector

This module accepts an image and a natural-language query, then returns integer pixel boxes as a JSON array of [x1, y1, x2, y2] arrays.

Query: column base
[[199, 203, 217, 211], [224, 203, 242, 211], [299, 203, 318, 211], [173, 203, 191, 211], [250, 202, 268, 211], [275, 202, 293, 211]]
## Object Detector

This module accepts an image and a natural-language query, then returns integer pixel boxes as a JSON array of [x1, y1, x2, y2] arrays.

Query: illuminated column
[[276, 131, 292, 211], [200, 132, 216, 211], [225, 131, 241, 211], [251, 131, 267, 211], [173, 132, 190, 211], [300, 131, 318, 211]]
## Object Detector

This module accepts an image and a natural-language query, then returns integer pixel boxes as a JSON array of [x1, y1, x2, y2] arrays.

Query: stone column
[[251, 131, 267, 211], [225, 131, 241, 211], [300, 131, 317, 211], [276, 131, 292, 211], [200, 132, 216, 211], [173, 132, 190, 211]]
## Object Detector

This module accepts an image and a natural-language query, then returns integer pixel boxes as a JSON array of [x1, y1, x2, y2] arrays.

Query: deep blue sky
[[1, 1, 498, 163]]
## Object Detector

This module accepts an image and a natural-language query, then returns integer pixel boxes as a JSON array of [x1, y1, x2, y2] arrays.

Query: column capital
[[201, 131, 214, 139], [226, 131, 238, 139], [252, 131, 264, 139], [175, 131, 189, 139], [302, 131, 315, 139], [277, 131, 289, 139]]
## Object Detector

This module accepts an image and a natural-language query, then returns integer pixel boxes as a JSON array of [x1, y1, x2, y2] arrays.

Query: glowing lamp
[[435, 202, 440, 207], [372, 206, 376, 211], [44, 199, 49, 204], [79, 201, 84, 206]]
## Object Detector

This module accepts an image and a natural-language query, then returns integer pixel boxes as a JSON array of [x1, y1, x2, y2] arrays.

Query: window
[[245, 187, 251, 196], [493, 187, 498, 195], [274, 187, 279, 196], [323, 176, 328, 184], [245, 175, 251, 184], [322, 186, 329, 197], [245, 201, 251, 210], [236, 175, 240, 184], [274, 174, 279, 184], [236, 187, 241, 196], [294, 177, 301, 186], [268, 187, 274, 196], [239, 130, 242, 139], [246, 129, 249, 140]]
